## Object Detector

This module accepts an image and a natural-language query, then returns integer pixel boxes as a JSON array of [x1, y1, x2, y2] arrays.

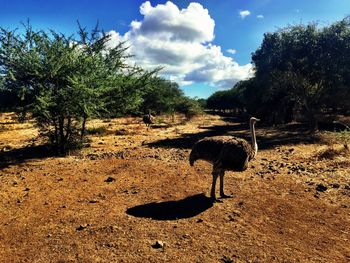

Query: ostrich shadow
[[126, 193, 213, 220]]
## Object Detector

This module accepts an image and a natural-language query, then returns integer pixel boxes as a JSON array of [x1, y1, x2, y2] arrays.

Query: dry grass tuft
[[315, 145, 350, 160]]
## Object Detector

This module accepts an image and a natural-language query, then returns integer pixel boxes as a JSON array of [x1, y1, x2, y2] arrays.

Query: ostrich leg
[[210, 168, 219, 202], [219, 170, 231, 198]]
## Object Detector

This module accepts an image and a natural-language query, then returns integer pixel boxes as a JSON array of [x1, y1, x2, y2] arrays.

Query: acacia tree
[[0, 23, 152, 153], [248, 18, 350, 130]]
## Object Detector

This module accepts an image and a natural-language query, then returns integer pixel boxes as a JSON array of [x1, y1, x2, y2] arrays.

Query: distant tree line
[[0, 23, 202, 153], [207, 17, 350, 131]]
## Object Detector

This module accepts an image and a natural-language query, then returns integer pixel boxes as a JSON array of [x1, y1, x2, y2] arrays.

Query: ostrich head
[[250, 117, 260, 124], [250, 117, 260, 158]]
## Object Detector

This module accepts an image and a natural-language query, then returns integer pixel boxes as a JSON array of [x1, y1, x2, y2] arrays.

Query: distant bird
[[143, 111, 154, 127], [189, 117, 260, 202]]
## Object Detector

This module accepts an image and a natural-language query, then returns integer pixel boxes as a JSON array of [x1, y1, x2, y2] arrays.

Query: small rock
[[105, 177, 116, 183], [24, 187, 30, 191], [76, 224, 88, 231], [316, 184, 328, 192], [196, 218, 203, 223], [152, 240, 165, 249], [331, 183, 340, 189], [221, 255, 234, 263]]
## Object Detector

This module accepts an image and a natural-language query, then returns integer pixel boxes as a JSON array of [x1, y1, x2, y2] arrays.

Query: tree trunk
[[58, 116, 66, 153], [306, 111, 318, 132], [80, 115, 87, 141]]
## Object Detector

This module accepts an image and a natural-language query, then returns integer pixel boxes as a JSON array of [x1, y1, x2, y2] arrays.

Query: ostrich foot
[[220, 193, 233, 199], [210, 196, 223, 203]]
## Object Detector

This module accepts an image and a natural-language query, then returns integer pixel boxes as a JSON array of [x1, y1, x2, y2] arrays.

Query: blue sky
[[0, 0, 349, 98]]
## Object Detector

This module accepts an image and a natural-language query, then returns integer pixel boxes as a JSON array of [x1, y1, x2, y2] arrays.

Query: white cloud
[[239, 10, 251, 19], [257, 15, 264, 19], [227, 48, 237, 55], [107, 1, 253, 89]]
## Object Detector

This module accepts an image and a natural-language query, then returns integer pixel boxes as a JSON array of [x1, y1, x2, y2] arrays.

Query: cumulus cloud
[[226, 48, 237, 55], [257, 15, 264, 19], [107, 1, 253, 89], [239, 10, 251, 19]]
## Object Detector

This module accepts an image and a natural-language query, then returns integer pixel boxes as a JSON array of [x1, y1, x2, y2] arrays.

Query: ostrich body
[[189, 117, 260, 201], [143, 112, 154, 127]]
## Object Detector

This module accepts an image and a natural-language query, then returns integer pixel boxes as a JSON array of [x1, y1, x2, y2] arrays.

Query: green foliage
[[208, 18, 350, 130], [174, 96, 203, 120], [0, 23, 154, 153], [139, 76, 203, 119], [206, 84, 244, 111], [140, 77, 184, 114]]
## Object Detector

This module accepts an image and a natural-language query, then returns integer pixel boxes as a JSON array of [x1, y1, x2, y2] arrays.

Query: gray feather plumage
[[189, 136, 255, 171]]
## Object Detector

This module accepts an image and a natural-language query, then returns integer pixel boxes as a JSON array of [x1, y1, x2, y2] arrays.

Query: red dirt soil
[[0, 113, 349, 263]]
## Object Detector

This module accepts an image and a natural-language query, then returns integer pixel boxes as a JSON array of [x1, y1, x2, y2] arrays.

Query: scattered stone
[[105, 177, 116, 183], [76, 224, 89, 231], [151, 240, 165, 249], [221, 255, 234, 263], [196, 218, 203, 223], [24, 187, 30, 191], [316, 184, 328, 192], [237, 201, 244, 207], [89, 200, 99, 203], [330, 183, 340, 189]]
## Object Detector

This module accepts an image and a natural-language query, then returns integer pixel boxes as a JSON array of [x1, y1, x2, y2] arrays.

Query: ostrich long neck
[[250, 120, 258, 157]]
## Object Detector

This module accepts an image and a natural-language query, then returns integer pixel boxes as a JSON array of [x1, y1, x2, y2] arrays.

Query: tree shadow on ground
[[147, 122, 320, 150], [126, 193, 213, 220], [0, 145, 54, 169]]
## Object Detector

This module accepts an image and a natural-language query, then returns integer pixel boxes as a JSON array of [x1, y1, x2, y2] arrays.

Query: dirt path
[[0, 113, 349, 262]]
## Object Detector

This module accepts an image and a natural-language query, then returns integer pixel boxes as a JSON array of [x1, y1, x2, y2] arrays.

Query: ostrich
[[332, 120, 350, 131], [189, 117, 260, 202], [143, 111, 154, 127]]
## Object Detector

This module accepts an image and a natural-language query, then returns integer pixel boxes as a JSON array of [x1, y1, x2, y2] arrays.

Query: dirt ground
[[0, 113, 349, 263]]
